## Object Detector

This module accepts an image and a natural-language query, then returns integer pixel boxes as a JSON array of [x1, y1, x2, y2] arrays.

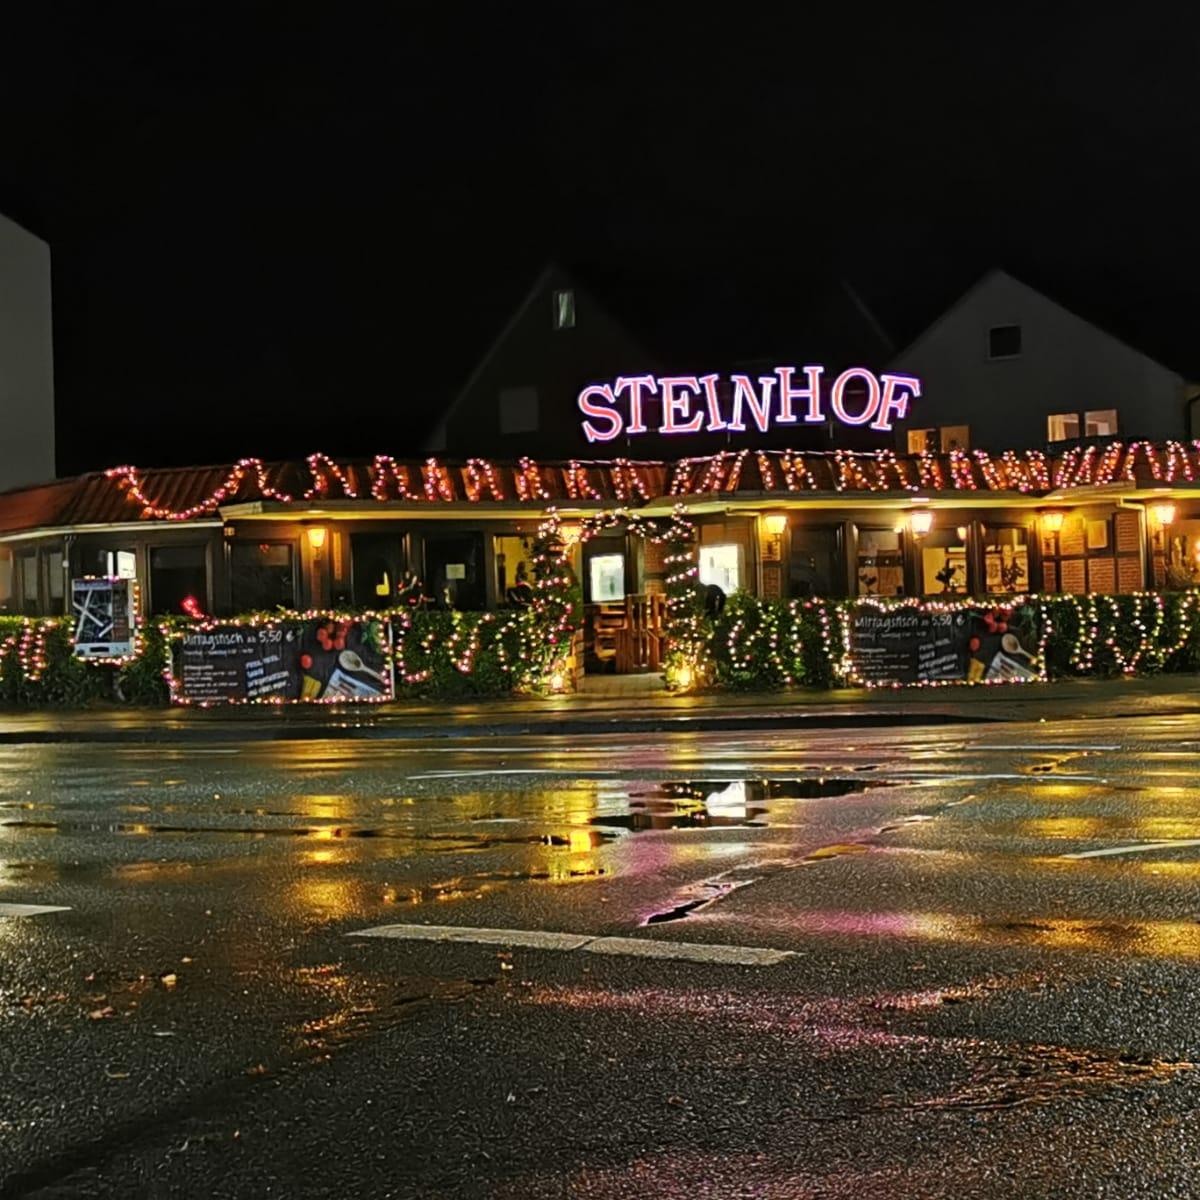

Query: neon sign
[[577, 366, 920, 443]]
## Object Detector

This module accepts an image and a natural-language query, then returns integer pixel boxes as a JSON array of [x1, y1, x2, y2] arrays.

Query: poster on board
[[847, 600, 1041, 686], [72, 577, 136, 659], [172, 617, 391, 704]]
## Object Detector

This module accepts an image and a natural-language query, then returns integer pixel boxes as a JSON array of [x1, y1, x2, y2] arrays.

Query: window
[[1047, 412, 1081, 442], [857, 529, 904, 596], [44, 547, 64, 605], [494, 535, 536, 604], [988, 324, 1022, 359], [698, 544, 741, 594], [789, 527, 841, 598], [907, 429, 936, 454], [231, 541, 296, 611], [553, 289, 575, 330], [149, 545, 208, 615], [0, 549, 11, 611], [79, 546, 137, 579], [984, 526, 1030, 594], [589, 553, 625, 602], [498, 386, 539, 434], [939, 425, 970, 452], [1085, 409, 1118, 437], [920, 529, 968, 596], [19, 551, 38, 615], [423, 533, 485, 610]]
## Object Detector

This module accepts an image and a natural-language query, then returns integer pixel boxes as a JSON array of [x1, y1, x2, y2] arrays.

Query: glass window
[[1047, 413, 1081, 442], [907, 429, 936, 454], [424, 533, 485, 610], [0, 549, 11, 611], [1085, 409, 1118, 437], [231, 541, 296, 611], [698, 544, 741, 594], [984, 526, 1030, 594], [149, 545, 208, 616], [553, 289, 576, 330], [920, 529, 968, 596], [857, 529, 904, 596], [494, 535, 536, 605], [498, 386, 539, 434], [988, 324, 1022, 358], [589, 554, 625, 602], [19, 551, 38, 614], [940, 425, 970, 451], [44, 547, 64, 603], [79, 546, 137, 579], [789, 526, 841, 598]]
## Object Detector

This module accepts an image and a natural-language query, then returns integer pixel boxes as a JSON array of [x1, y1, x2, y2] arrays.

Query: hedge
[[3, 590, 1200, 706]]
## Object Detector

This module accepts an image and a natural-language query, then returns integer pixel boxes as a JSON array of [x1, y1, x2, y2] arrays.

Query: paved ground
[[3, 703, 1200, 1196]]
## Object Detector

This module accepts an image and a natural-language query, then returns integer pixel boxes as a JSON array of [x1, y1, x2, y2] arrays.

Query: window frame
[[987, 324, 1022, 360], [229, 538, 299, 612]]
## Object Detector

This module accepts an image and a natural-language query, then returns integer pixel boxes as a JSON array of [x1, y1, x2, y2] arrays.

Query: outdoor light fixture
[[1151, 501, 1176, 527], [1040, 510, 1065, 534], [956, 525, 969, 542], [763, 513, 788, 535], [306, 526, 328, 551], [909, 510, 934, 537]]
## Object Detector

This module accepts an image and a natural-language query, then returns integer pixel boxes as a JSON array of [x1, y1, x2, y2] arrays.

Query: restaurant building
[[1, 264, 1197, 676]]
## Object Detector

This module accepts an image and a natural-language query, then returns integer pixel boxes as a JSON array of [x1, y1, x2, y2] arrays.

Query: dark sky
[[3, 9, 1200, 475]]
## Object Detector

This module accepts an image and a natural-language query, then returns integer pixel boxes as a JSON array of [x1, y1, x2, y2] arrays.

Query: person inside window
[[506, 561, 534, 606], [395, 570, 426, 609]]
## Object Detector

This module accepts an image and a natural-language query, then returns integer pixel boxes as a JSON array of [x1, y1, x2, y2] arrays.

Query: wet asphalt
[[2, 711, 1200, 1197]]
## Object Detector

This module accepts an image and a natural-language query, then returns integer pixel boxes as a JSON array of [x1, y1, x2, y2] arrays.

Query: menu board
[[848, 601, 1041, 686], [172, 618, 391, 704], [72, 577, 136, 659]]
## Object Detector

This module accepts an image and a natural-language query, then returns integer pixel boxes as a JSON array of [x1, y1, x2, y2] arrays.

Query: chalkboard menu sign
[[848, 601, 1042, 686], [172, 617, 391, 704]]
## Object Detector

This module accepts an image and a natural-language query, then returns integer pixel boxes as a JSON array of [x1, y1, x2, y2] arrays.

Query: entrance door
[[351, 534, 406, 607]]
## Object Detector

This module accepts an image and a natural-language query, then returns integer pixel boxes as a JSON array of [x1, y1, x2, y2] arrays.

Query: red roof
[[0, 442, 1192, 535]]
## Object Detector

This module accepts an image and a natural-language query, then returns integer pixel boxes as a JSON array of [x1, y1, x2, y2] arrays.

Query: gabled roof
[[890, 268, 1182, 378]]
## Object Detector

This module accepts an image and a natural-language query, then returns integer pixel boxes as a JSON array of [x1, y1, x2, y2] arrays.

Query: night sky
[[3, 10, 1199, 476]]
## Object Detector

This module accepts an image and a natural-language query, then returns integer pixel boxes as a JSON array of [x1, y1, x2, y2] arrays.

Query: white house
[[0, 212, 55, 490], [890, 269, 1189, 455]]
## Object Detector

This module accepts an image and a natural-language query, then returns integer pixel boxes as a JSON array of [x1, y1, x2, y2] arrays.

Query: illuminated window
[[498, 386, 539, 434], [857, 529, 904, 596], [920, 529, 968, 595], [939, 425, 970, 451], [1047, 412, 1081, 442], [1084, 409, 1118, 437], [698, 544, 742, 594], [988, 325, 1022, 359], [589, 553, 625, 602], [984, 526, 1030, 593], [553, 289, 576, 330], [907, 428, 936, 454]]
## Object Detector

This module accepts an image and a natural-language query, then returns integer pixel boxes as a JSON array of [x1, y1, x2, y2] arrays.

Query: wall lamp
[[1150, 501, 1177, 527], [909, 510, 934, 538], [763, 513, 788, 535], [306, 526, 328, 552], [1040, 510, 1065, 534]]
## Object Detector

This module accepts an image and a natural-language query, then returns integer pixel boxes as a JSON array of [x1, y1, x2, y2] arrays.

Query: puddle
[[644, 879, 752, 925], [593, 778, 885, 834]]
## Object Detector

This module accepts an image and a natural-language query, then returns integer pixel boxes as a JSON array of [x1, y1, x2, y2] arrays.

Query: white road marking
[[347, 922, 793, 966], [0, 902, 71, 918], [351, 924, 592, 951], [583, 936, 793, 967], [1062, 839, 1200, 860]]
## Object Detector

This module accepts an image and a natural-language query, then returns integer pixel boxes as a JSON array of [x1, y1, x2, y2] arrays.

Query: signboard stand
[[72, 577, 138, 661]]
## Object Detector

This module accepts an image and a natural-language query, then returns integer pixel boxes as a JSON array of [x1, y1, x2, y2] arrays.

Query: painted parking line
[[0, 902, 71, 918], [352, 924, 592, 951], [1062, 839, 1200, 860], [348, 922, 794, 967]]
